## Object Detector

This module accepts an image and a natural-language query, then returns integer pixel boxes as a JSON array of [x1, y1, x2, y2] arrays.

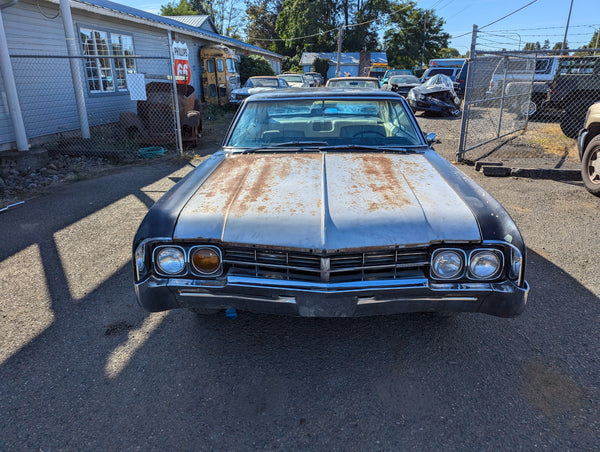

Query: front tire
[[581, 135, 600, 196]]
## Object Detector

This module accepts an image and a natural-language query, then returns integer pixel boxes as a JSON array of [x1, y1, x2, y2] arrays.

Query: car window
[[226, 98, 423, 148]]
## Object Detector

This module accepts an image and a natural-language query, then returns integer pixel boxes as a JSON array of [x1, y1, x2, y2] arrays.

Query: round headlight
[[191, 247, 221, 275], [431, 250, 464, 280], [469, 250, 501, 279], [155, 247, 186, 275]]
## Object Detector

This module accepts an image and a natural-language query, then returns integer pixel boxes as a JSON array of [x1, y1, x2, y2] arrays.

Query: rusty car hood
[[173, 152, 481, 250]]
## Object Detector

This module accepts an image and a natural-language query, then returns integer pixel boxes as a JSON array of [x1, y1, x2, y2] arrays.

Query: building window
[[80, 28, 135, 94]]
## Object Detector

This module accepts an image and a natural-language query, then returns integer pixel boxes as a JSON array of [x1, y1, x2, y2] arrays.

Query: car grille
[[223, 246, 429, 283]]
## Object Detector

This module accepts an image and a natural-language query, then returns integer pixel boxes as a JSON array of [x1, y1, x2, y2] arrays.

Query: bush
[[239, 55, 275, 85], [313, 57, 329, 81]]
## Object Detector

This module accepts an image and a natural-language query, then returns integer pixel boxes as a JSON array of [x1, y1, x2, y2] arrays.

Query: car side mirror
[[426, 133, 438, 146]]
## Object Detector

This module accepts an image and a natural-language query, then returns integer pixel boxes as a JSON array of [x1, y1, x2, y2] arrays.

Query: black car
[[133, 88, 528, 318], [454, 60, 469, 97]]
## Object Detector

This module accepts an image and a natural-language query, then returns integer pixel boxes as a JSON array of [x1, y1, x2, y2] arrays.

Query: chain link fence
[[3, 54, 202, 160], [458, 40, 600, 163]]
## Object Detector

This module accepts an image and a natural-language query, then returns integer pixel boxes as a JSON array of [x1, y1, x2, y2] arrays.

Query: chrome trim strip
[[357, 296, 478, 305], [181, 292, 297, 304]]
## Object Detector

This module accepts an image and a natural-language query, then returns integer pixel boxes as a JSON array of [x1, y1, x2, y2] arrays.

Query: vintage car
[[229, 76, 290, 105], [133, 89, 529, 318], [325, 77, 381, 89], [382, 75, 422, 97]]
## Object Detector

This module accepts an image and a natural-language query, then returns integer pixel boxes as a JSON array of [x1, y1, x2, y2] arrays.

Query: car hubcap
[[588, 148, 600, 185], [521, 101, 536, 117]]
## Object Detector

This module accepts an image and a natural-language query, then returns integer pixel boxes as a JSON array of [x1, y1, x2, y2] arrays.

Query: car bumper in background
[[135, 275, 529, 318]]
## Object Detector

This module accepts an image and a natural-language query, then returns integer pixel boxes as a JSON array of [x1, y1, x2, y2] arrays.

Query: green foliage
[[275, 0, 338, 56], [238, 55, 275, 84], [523, 42, 541, 51], [313, 57, 329, 80], [437, 47, 460, 58], [282, 55, 302, 73], [384, 1, 450, 70], [160, 0, 198, 16]]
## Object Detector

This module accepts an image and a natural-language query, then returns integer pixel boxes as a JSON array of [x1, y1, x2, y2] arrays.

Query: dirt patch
[[517, 123, 579, 161]]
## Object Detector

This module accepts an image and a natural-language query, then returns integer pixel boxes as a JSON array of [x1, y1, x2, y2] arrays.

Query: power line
[[451, 0, 539, 39], [247, 1, 418, 43]]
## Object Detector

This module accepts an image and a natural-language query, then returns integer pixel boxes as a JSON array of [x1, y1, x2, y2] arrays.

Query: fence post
[[168, 30, 184, 156], [457, 24, 478, 162], [496, 55, 508, 139]]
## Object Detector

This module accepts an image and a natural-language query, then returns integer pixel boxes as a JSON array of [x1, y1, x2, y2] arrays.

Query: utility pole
[[335, 24, 344, 77], [421, 13, 428, 71], [561, 0, 573, 54]]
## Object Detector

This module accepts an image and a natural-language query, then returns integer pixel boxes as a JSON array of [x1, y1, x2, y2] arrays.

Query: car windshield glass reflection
[[226, 99, 423, 149]]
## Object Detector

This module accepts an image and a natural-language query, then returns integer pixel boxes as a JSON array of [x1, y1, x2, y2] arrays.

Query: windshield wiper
[[319, 144, 415, 152], [240, 141, 329, 154]]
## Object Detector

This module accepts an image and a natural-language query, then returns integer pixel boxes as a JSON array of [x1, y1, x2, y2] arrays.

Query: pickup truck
[[578, 102, 600, 196], [545, 56, 600, 138]]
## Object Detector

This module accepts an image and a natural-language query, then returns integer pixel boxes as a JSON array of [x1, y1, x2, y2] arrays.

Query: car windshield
[[389, 76, 420, 84], [245, 78, 279, 88], [280, 75, 303, 83], [226, 98, 424, 149], [327, 79, 380, 88]]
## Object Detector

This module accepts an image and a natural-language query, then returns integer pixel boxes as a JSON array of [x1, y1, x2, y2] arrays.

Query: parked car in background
[[487, 56, 559, 119], [545, 56, 600, 138], [408, 74, 461, 116], [421, 58, 466, 83], [326, 77, 381, 89], [229, 76, 290, 105], [454, 60, 469, 97], [305, 72, 324, 86], [382, 75, 422, 97], [133, 88, 529, 319], [367, 63, 389, 81], [381, 69, 414, 86], [279, 73, 312, 88], [577, 101, 600, 196]]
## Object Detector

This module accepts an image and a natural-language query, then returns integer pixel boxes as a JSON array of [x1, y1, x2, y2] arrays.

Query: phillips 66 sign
[[173, 41, 191, 85]]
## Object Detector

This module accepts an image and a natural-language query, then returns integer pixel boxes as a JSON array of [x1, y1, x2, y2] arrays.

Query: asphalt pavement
[[0, 119, 599, 450]]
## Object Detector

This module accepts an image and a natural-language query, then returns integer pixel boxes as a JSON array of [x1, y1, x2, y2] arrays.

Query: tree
[[313, 57, 330, 80], [245, 0, 282, 52], [160, 0, 244, 36], [238, 55, 275, 84], [341, 0, 389, 52], [523, 42, 541, 51], [553, 41, 565, 50], [275, 0, 338, 56], [437, 47, 460, 58], [160, 0, 198, 16], [383, 1, 450, 70]]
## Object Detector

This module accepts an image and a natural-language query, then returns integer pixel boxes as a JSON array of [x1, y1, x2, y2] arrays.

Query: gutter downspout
[[59, 0, 90, 139], [0, 0, 29, 151]]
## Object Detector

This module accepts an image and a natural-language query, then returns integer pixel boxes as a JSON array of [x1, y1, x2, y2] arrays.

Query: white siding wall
[[0, 0, 175, 149]]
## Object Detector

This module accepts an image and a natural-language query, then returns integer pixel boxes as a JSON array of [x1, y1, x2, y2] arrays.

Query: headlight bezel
[[467, 248, 504, 280], [429, 245, 514, 283], [430, 248, 467, 280], [189, 245, 223, 276], [153, 245, 187, 277]]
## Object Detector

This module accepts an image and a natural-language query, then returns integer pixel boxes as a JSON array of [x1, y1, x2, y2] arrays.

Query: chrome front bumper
[[135, 275, 529, 318]]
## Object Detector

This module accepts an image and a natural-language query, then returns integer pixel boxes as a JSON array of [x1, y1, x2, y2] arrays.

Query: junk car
[[133, 88, 528, 318], [408, 74, 461, 116]]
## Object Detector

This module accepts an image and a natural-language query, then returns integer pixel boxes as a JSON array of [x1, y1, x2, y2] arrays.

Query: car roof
[[246, 88, 402, 101], [328, 77, 379, 82]]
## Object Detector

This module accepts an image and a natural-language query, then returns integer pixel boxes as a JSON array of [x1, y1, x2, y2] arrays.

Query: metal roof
[[163, 15, 217, 32], [300, 52, 387, 66], [72, 0, 283, 59]]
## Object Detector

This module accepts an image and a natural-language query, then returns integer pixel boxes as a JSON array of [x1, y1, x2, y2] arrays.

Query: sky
[[119, 0, 598, 54]]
